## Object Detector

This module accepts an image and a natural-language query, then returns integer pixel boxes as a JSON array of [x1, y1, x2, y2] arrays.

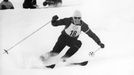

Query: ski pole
[[89, 47, 101, 56], [2, 21, 51, 54]]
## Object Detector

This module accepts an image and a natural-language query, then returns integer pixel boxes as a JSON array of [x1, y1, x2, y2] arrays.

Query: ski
[[44, 61, 89, 69], [45, 64, 56, 69], [68, 61, 88, 66]]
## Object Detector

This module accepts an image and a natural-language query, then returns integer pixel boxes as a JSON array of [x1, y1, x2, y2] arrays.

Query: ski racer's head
[[73, 10, 82, 25]]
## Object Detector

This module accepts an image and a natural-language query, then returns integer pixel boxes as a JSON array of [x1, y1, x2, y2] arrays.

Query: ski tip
[[68, 61, 89, 66], [81, 61, 88, 66], [46, 64, 56, 69]]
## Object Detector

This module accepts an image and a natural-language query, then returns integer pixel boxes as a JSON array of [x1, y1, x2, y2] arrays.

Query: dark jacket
[[51, 17, 101, 45]]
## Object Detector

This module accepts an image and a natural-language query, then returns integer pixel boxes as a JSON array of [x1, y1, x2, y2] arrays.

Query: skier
[[43, 0, 62, 7], [23, 0, 37, 9], [0, 0, 14, 10], [40, 10, 105, 68]]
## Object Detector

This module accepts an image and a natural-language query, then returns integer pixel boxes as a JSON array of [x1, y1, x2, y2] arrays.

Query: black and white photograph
[[0, 0, 134, 75]]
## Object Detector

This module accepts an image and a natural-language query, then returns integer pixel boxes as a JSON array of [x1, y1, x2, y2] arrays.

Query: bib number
[[70, 30, 77, 37]]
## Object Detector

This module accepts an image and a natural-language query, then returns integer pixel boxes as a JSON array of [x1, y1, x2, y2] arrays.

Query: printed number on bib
[[65, 24, 81, 37], [70, 30, 77, 37]]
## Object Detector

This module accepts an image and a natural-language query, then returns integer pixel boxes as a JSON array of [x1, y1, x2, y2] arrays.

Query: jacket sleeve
[[51, 18, 68, 26], [81, 21, 101, 45]]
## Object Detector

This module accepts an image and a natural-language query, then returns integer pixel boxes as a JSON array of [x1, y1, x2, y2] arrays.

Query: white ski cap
[[73, 10, 82, 18]]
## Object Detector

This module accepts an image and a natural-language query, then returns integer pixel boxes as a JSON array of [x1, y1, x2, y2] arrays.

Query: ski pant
[[50, 32, 82, 58]]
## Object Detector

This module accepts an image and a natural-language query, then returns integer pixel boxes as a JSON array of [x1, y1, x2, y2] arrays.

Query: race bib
[[65, 24, 81, 37]]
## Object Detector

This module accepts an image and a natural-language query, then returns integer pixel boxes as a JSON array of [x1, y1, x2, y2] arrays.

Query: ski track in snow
[[0, 0, 134, 75]]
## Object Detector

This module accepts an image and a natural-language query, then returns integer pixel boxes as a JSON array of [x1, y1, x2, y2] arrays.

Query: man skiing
[[40, 10, 105, 68], [0, 0, 14, 10], [43, 0, 62, 7]]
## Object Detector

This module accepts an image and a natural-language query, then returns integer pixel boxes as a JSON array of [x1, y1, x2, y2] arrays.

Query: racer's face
[[73, 17, 81, 25]]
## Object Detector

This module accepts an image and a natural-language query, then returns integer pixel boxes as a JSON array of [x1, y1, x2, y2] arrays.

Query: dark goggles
[[74, 17, 81, 19]]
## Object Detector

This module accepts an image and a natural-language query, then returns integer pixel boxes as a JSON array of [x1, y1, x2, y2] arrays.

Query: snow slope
[[0, 0, 134, 75]]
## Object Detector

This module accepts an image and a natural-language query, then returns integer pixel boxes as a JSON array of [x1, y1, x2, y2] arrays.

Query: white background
[[0, 0, 134, 75]]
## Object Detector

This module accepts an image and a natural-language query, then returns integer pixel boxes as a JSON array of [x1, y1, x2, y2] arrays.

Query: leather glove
[[52, 15, 59, 20], [99, 43, 105, 48]]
